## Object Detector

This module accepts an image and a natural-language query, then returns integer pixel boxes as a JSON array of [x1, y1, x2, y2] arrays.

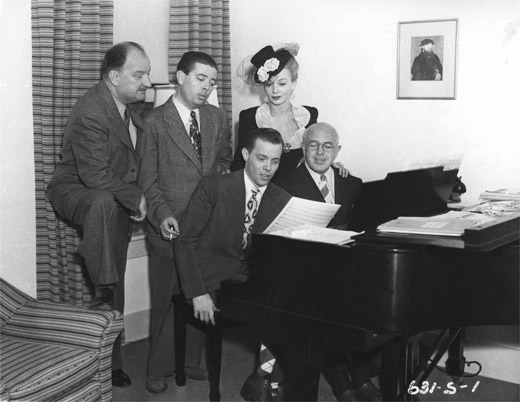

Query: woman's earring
[[264, 95, 269, 103], [291, 91, 295, 101]]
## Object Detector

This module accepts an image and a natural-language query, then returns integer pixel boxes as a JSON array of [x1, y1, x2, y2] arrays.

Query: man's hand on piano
[[192, 293, 220, 325]]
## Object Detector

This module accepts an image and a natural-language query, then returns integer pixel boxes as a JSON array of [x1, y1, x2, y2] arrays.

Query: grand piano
[[175, 167, 519, 401]]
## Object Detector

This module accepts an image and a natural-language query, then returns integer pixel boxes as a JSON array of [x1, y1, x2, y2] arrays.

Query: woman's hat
[[251, 45, 292, 83]]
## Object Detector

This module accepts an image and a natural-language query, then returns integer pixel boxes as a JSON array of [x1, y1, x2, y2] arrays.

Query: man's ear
[[241, 147, 250, 162], [108, 70, 119, 86], [176, 70, 186, 85]]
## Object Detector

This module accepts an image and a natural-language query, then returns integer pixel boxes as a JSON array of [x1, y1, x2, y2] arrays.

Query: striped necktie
[[242, 188, 259, 249], [320, 174, 330, 201], [189, 111, 202, 162]]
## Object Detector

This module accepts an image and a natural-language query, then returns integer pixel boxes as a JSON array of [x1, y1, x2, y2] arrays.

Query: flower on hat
[[257, 57, 280, 82], [264, 57, 280, 72]]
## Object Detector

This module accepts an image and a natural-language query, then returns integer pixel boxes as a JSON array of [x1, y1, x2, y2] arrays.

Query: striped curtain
[[168, 0, 231, 117], [32, 0, 113, 305]]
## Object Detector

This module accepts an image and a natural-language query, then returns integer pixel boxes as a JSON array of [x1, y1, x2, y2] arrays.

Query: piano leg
[[445, 327, 466, 384], [381, 336, 408, 401], [275, 335, 321, 401]]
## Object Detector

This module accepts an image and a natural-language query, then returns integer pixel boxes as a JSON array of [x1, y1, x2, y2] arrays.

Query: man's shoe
[[112, 369, 132, 387], [185, 366, 208, 381], [354, 381, 382, 401], [145, 376, 167, 394], [240, 373, 273, 401], [90, 286, 114, 311]]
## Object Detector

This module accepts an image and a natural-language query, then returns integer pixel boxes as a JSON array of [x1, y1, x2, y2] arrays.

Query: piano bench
[[172, 294, 245, 402]]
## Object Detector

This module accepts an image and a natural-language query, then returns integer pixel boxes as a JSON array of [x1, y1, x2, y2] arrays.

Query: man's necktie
[[124, 106, 136, 148], [189, 111, 202, 162], [242, 188, 259, 250], [320, 174, 331, 202]]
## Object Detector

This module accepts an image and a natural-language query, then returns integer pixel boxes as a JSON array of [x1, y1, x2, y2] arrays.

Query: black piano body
[[218, 167, 520, 401]]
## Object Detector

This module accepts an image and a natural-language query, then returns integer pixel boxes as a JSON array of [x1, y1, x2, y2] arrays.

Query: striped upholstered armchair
[[0, 277, 123, 402]]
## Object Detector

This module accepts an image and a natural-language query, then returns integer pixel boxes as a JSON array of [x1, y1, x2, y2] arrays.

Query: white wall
[[113, 0, 170, 84], [0, 0, 36, 296], [230, 0, 520, 203]]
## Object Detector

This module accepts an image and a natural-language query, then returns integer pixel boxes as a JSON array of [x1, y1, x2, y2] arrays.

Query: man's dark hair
[[244, 128, 283, 152], [101, 42, 146, 78], [177, 51, 218, 75]]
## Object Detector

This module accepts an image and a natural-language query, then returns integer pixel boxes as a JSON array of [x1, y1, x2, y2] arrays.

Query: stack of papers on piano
[[468, 200, 520, 217], [377, 211, 496, 237], [480, 188, 520, 201], [269, 224, 359, 245]]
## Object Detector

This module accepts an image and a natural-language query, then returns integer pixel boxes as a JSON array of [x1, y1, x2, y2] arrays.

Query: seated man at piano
[[174, 127, 291, 397], [269, 122, 381, 402]]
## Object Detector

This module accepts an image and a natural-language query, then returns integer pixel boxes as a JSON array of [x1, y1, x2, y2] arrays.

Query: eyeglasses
[[305, 141, 337, 152]]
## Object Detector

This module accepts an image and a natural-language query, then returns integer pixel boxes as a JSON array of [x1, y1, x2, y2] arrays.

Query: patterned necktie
[[242, 188, 259, 249], [189, 111, 202, 161], [320, 174, 330, 201], [124, 106, 136, 148]]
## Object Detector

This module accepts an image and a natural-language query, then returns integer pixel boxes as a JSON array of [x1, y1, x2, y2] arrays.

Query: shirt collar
[[112, 95, 126, 120], [243, 170, 267, 197], [305, 162, 333, 184], [173, 95, 199, 125]]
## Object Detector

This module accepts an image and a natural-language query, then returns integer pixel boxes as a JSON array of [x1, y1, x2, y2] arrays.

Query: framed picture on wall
[[397, 19, 458, 99]]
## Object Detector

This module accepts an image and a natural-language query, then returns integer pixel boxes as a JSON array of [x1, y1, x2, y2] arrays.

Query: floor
[[113, 325, 519, 402]]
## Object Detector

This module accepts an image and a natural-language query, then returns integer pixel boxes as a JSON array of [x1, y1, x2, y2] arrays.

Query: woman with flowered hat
[[231, 44, 320, 174]]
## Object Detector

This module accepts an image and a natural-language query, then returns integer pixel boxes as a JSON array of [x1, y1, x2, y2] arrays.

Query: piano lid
[[349, 166, 458, 232]]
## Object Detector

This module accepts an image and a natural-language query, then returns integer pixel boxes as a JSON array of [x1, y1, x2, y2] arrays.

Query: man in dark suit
[[175, 128, 291, 323], [275, 122, 381, 402], [273, 122, 361, 230], [138, 51, 233, 393], [46, 42, 150, 388]]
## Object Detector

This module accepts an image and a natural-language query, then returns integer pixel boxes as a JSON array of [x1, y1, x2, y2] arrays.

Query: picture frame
[[397, 19, 458, 100]]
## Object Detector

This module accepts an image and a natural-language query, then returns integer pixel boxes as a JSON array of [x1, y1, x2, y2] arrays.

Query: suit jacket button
[[131, 168, 136, 173]]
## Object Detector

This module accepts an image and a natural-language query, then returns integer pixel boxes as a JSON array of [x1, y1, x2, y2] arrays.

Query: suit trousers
[[147, 251, 206, 377], [47, 185, 132, 370]]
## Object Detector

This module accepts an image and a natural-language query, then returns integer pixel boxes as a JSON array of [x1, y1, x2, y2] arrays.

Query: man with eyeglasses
[[274, 122, 361, 229], [274, 123, 382, 401]]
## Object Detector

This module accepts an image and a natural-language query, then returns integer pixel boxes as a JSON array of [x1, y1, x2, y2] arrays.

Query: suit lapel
[[333, 168, 348, 206], [163, 98, 202, 172], [98, 82, 135, 152], [297, 165, 325, 202], [199, 106, 215, 173], [223, 171, 246, 236]]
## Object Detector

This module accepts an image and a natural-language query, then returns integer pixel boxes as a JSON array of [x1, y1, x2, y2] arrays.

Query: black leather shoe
[[90, 286, 114, 311], [145, 376, 167, 394], [240, 373, 273, 401], [112, 369, 132, 387], [185, 366, 208, 380]]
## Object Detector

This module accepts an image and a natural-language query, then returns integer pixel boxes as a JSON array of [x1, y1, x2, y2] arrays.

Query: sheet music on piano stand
[[264, 197, 340, 233]]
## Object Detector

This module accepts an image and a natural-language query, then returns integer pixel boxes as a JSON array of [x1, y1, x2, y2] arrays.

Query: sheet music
[[269, 224, 359, 245], [264, 197, 340, 233]]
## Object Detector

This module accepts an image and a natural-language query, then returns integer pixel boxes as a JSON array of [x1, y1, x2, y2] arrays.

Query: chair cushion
[[0, 279, 33, 327], [0, 338, 99, 401]]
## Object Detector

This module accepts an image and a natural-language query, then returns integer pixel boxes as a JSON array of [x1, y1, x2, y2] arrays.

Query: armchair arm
[[1, 300, 123, 352]]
